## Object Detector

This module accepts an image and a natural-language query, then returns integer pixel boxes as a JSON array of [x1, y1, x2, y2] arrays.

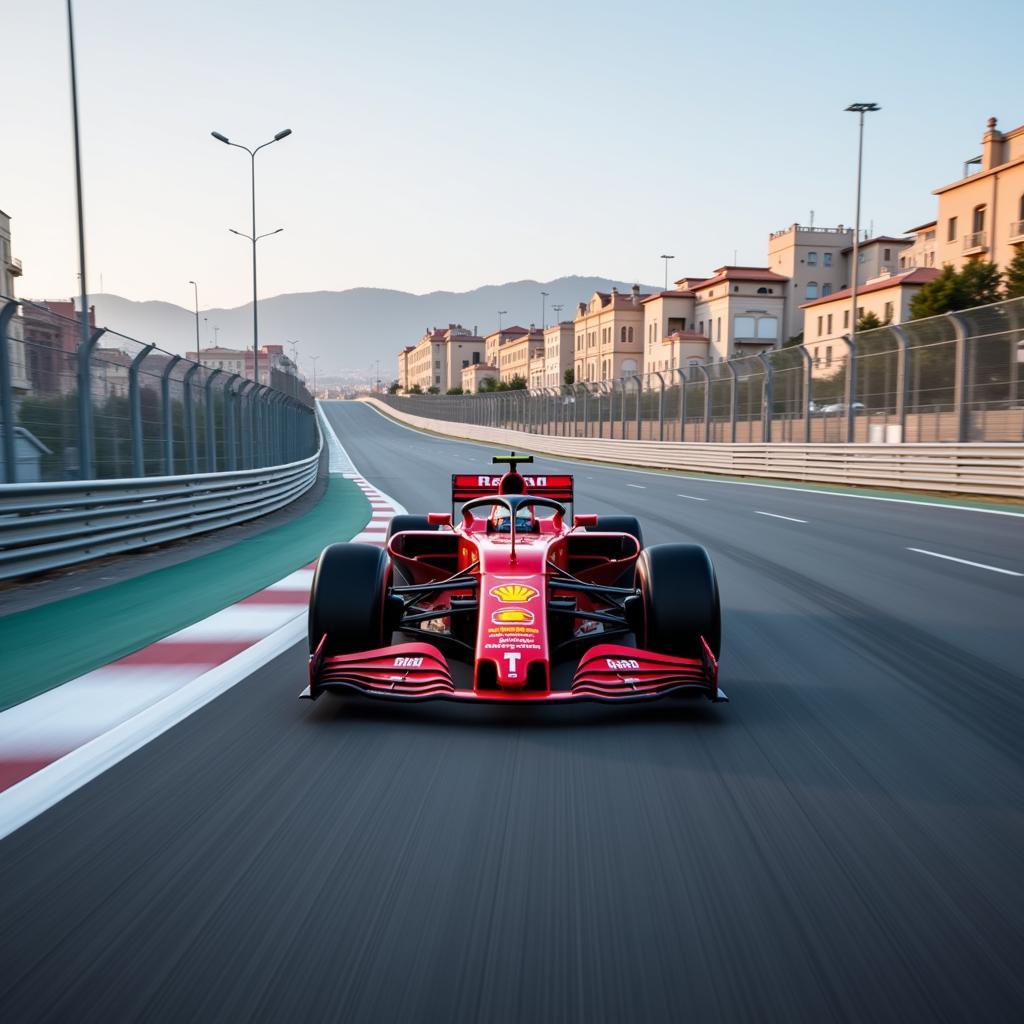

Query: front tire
[[636, 543, 720, 659], [308, 543, 392, 655]]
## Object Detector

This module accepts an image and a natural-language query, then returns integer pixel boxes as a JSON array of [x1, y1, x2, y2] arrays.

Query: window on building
[[435, 375, 440, 384], [733, 285, 739, 292], [948, 216, 958, 242], [972, 205, 986, 233], [843, 309, 850, 329], [823, 252, 833, 267], [734, 316, 755, 337], [899, 256, 906, 269], [716, 318, 721, 341], [825, 345, 833, 367], [858, 252, 866, 263], [808, 251, 818, 265], [699, 320, 704, 335], [826, 314, 833, 333], [688, 358, 699, 368], [884, 301, 894, 322], [822, 283, 833, 297], [883, 248, 891, 261], [813, 347, 820, 368], [462, 359, 469, 368], [620, 326, 626, 343], [757, 318, 777, 339], [757, 286, 769, 294], [627, 326, 634, 343], [817, 316, 823, 335], [434, 360, 440, 368], [806, 281, 818, 299]]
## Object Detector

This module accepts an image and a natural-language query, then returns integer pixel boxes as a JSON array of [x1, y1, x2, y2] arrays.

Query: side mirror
[[427, 512, 452, 527], [573, 514, 598, 528]]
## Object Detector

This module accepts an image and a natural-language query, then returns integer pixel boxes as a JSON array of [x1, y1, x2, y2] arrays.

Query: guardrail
[[0, 442, 321, 582], [364, 398, 1024, 500]]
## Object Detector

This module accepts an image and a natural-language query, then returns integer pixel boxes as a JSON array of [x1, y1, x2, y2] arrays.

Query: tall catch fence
[[380, 297, 1024, 444], [0, 297, 317, 484]]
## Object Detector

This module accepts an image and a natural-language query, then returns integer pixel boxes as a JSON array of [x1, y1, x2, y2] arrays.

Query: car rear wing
[[451, 473, 574, 503]]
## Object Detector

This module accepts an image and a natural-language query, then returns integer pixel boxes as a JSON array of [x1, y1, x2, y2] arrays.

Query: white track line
[[626, 483, 645, 489], [754, 511, 808, 524], [906, 548, 1022, 577], [677, 494, 707, 501]]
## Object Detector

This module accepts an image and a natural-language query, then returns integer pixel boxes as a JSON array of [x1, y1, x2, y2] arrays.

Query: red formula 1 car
[[302, 453, 727, 705]]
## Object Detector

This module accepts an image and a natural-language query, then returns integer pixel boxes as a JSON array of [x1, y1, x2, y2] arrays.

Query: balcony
[[8, 256, 22, 277], [1010, 220, 1024, 244], [962, 231, 988, 255]]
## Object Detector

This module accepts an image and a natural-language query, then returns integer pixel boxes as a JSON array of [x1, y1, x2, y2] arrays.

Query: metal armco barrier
[[364, 399, 1024, 500], [0, 444, 320, 581]]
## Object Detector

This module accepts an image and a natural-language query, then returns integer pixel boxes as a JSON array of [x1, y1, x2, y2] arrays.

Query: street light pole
[[541, 291, 549, 330], [211, 127, 292, 383], [188, 280, 200, 360], [65, 0, 90, 364], [310, 354, 319, 397], [660, 254, 675, 292], [498, 310, 507, 331], [845, 103, 880, 351]]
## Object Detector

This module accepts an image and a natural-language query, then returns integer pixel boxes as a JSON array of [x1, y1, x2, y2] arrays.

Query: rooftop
[[800, 267, 940, 309]]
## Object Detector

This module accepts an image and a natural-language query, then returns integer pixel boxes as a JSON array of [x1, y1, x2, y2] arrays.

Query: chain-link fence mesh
[[0, 297, 317, 483], [378, 296, 1024, 446]]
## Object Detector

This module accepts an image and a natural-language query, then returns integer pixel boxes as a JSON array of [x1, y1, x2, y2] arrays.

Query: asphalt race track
[[1, 400, 1023, 1022]]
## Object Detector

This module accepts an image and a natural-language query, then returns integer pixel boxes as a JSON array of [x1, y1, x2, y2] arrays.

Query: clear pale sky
[[2, 0, 1021, 310]]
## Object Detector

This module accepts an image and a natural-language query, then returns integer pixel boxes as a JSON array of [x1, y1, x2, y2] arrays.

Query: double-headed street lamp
[[660, 254, 675, 291], [211, 127, 292, 382], [498, 310, 507, 331], [541, 291, 549, 330], [845, 103, 880, 351]]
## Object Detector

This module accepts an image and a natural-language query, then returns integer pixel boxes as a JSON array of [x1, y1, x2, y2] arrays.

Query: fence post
[[889, 324, 909, 441], [632, 375, 642, 441], [0, 301, 19, 483], [675, 368, 687, 442], [757, 353, 774, 443], [578, 383, 587, 437], [128, 343, 154, 477], [183, 362, 201, 473], [76, 327, 105, 479], [694, 364, 711, 442], [653, 372, 666, 442], [724, 361, 738, 443], [204, 369, 222, 471], [223, 374, 240, 470], [949, 312, 970, 442], [795, 345, 813, 443], [160, 354, 182, 475], [839, 332, 857, 443]]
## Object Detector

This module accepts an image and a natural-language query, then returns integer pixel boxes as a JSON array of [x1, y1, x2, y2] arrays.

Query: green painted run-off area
[[0, 474, 370, 712]]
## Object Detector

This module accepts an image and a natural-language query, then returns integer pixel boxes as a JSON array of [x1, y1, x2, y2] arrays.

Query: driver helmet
[[490, 506, 535, 533]]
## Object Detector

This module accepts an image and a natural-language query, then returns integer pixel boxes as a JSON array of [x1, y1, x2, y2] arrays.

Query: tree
[[563, 367, 575, 386], [782, 331, 804, 348], [408, 383, 423, 395], [910, 260, 1002, 319], [1004, 247, 1024, 299], [507, 374, 527, 390], [478, 376, 498, 393], [387, 380, 400, 394], [427, 385, 440, 394], [857, 311, 883, 331], [446, 386, 464, 395]]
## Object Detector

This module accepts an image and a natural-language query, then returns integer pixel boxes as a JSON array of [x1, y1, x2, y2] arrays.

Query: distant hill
[[87, 276, 659, 380]]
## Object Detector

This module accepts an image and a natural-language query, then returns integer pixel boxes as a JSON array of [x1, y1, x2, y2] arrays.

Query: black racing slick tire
[[308, 543, 392, 655], [636, 543, 721, 659], [592, 515, 644, 549], [386, 515, 437, 541]]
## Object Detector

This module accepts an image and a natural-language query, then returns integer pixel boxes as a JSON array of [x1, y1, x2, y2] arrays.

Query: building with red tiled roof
[[572, 285, 648, 383], [800, 267, 940, 364]]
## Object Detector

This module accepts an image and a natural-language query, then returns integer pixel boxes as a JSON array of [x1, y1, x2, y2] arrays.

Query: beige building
[[767, 223, 853, 340], [0, 209, 29, 392], [461, 362, 497, 392], [542, 321, 574, 387], [404, 324, 485, 393], [495, 326, 544, 384], [900, 221, 938, 271], [928, 116, 1024, 274], [688, 267, 788, 360], [573, 285, 647, 383], [398, 346, 414, 391], [801, 267, 940, 363], [842, 236, 912, 287], [406, 328, 447, 391], [484, 325, 528, 368], [641, 287, 708, 373]]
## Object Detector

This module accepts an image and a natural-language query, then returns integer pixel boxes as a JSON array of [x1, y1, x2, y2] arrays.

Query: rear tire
[[386, 514, 436, 541], [636, 543, 720, 659], [308, 543, 392, 655]]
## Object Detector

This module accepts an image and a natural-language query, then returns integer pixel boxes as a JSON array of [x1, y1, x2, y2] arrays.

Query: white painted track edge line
[[357, 401, 1024, 519], [677, 494, 707, 501], [906, 548, 1023, 577], [0, 613, 306, 842], [754, 511, 808, 524]]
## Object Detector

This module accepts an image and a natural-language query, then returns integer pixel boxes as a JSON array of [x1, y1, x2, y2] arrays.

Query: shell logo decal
[[492, 608, 535, 625], [489, 584, 539, 603]]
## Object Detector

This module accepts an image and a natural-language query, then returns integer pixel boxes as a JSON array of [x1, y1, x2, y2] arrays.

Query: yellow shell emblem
[[490, 584, 539, 603], [492, 608, 535, 625]]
